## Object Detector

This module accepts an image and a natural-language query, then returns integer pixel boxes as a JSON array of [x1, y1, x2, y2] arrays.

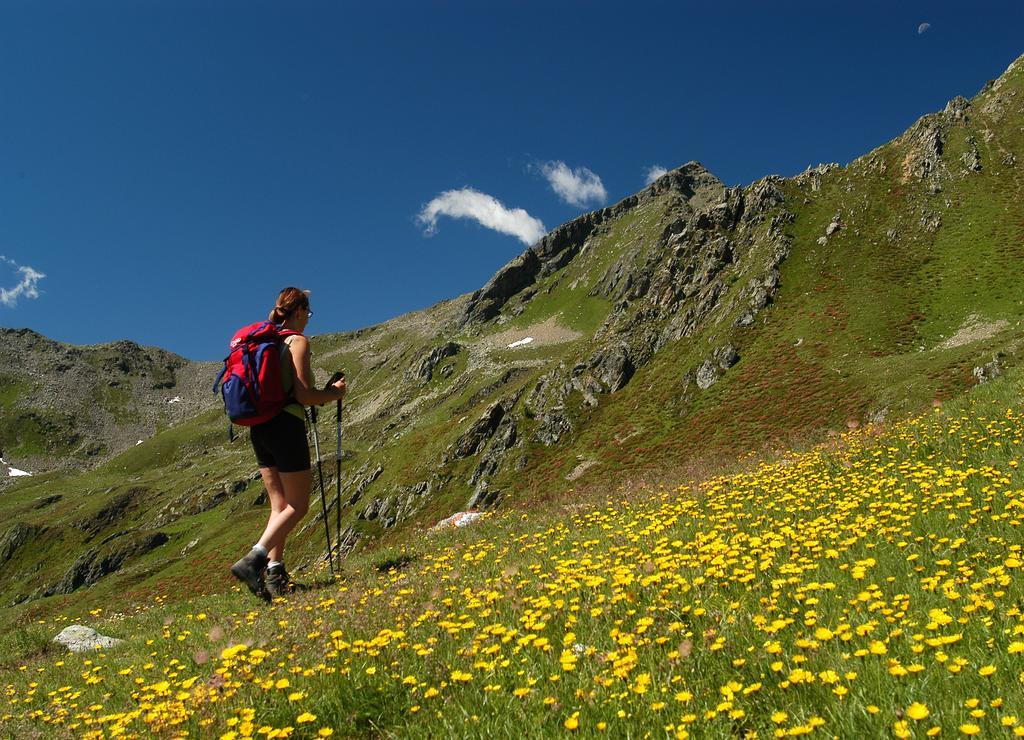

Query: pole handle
[[323, 370, 346, 391]]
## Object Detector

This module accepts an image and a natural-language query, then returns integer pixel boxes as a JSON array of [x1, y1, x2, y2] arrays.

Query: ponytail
[[268, 287, 310, 324]]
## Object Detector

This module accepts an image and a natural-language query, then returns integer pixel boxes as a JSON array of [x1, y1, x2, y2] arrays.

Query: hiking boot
[[231, 549, 270, 603], [265, 564, 304, 598]]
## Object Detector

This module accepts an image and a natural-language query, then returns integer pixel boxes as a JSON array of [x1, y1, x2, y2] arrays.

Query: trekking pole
[[323, 371, 346, 573], [306, 407, 335, 577], [336, 396, 343, 572]]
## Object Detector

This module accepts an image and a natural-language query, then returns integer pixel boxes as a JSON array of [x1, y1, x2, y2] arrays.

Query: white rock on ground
[[53, 625, 123, 653], [506, 337, 534, 349], [431, 511, 483, 531]]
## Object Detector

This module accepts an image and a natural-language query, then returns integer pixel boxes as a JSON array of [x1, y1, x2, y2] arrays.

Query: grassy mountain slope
[[3, 354, 1023, 738], [2, 54, 1024, 635]]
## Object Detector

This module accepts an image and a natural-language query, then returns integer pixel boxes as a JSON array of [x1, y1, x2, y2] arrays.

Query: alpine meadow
[[3, 51, 1024, 738]]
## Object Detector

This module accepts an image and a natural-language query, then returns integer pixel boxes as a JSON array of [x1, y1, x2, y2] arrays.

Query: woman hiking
[[230, 287, 347, 601]]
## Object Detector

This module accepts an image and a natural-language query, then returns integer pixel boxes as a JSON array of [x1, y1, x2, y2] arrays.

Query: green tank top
[[281, 337, 311, 421]]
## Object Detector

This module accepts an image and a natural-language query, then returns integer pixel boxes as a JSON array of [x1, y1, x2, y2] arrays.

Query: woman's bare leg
[[260, 467, 287, 563], [256, 469, 311, 554]]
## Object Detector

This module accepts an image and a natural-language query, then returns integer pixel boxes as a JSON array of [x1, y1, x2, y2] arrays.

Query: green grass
[[0, 375, 32, 409], [3, 366, 1024, 737], [0, 407, 79, 459]]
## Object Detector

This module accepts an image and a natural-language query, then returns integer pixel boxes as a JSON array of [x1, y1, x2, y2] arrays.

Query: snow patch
[[1, 457, 32, 477], [168, 396, 182, 404], [136, 440, 144, 446], [506, 337, 534, 349]]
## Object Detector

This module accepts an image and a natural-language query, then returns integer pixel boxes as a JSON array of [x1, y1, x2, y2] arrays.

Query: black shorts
[[250, 411, 311, 473]]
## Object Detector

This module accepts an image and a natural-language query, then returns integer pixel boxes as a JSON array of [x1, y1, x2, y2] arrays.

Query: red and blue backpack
[[213, 321, 300, 428]]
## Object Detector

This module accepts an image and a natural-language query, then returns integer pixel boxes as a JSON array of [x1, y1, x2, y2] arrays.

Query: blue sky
[[2, 1, 1023, 360]]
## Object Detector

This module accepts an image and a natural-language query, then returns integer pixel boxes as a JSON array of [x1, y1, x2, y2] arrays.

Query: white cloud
[[645, 165, 669, 185], [539, 161, 607, 207], [0, 256, 45, 307], [417, 188, 547, 246]]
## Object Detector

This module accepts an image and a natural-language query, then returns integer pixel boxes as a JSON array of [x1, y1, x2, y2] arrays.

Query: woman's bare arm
[[286, 335, 346, 406]]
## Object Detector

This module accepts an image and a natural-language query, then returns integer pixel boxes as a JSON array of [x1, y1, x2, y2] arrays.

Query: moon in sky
[[918, 22, 931, 34]]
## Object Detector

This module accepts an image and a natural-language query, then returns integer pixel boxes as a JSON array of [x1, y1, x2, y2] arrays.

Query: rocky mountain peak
[[460, 162, 728, 328], [0, 329, 218, 476], [640, 160, 724, 202]]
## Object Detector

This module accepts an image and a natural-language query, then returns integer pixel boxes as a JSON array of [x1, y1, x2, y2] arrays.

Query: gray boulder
[[694, 345, 740, 390], [733, 311, 755, 328], [53, 625, 123, 653], [973, 357, 1002, 384], [714, 344, 740, 369], [695, 360, 719, 390]]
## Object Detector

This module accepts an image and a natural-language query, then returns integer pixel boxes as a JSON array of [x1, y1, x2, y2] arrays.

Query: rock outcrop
[[45, 531, 169, 596]]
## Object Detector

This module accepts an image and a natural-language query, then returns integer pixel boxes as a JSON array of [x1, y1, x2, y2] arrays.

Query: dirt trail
[[478, 315, 582, 351], [937, 315, 1009, 350]]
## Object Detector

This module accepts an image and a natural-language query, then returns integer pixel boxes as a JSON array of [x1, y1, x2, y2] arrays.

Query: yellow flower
[[318, 730, 334, 738], [979, 665, 997, 676], [907, 703, 929, 721], [960, 725, 981, 736], [564, 712, 580, 731], [274, 678, 290, 690], [296, 712, 317, 724]]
